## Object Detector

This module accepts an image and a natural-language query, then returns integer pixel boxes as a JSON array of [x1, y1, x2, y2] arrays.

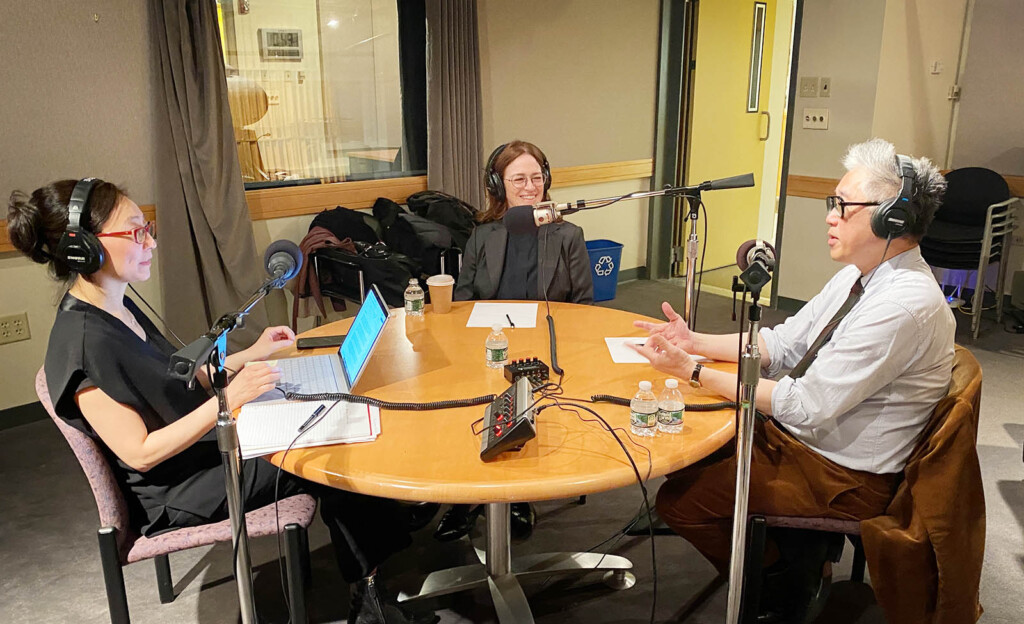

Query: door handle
[[759, 111, 770, 141]]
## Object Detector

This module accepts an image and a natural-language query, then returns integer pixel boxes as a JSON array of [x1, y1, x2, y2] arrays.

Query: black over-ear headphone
[[56, 178, 105, 274], [870, 155, 917, 239], [483, 143, 551, 204]]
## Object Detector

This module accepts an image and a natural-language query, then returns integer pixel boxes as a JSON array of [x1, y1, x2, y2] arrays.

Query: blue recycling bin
[[586, 239, 624, 302]]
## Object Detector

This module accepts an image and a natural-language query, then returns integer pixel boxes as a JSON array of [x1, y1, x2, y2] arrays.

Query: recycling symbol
[[594, 255, 615, 277]]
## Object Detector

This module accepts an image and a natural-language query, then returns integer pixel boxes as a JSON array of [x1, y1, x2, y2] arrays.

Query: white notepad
[[237, 400, 381, 459], [466, 302, 539, 328]]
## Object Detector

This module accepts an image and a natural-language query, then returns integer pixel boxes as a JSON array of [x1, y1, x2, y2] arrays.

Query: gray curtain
[[151, 0, 266, 347], [426, 0, 485, 208]]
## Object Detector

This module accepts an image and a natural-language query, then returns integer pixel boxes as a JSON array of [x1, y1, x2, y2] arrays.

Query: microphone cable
[[590, 394, 738, 411], [285, 391, 495, 411], [128, 284, 187, 347]]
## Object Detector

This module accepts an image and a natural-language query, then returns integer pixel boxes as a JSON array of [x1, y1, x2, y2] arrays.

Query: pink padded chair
[[35, 368, 317, 624]]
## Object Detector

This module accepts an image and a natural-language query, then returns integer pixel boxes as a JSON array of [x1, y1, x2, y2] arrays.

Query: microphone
[[736, 238, 776, 272], [263, 239, 303, 282], [704, 173, 755, 191], [735, 239, 776, 293]]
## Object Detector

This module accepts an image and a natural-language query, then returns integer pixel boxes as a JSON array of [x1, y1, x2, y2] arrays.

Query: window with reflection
[[216, 0, 426, 190]]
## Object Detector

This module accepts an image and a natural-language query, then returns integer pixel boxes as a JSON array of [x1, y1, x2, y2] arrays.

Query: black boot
[[757, 529, 843, 624], [510, 502, 536, 539], [403, 502, 441, 532], [348, 573, 439, 624], [433, 504, 482, 542]]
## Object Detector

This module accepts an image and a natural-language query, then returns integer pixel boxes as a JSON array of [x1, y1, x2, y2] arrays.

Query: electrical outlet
[[0, 312, 31, 345], [1012, 231, 1024, 246], [802, 108, 830, 130]]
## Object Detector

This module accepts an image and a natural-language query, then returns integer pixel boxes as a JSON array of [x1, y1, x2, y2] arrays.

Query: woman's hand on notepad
[[228, 362, 282, 408]]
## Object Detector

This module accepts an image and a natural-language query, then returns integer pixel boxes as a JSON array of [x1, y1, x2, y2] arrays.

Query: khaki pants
[[655, 419, 898, 574]]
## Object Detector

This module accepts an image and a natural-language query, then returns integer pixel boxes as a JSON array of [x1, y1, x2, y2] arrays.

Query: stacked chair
[[920, 167, 1019, 338]]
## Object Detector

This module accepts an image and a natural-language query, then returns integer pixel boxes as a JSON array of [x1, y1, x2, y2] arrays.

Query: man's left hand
[[628, 333, 695, 380]]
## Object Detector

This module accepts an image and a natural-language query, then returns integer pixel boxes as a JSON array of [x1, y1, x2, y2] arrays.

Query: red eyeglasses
[[96, 221, 156, 244]]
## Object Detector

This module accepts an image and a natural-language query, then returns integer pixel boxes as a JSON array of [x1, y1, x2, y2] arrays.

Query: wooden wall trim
[[0, 204, 156, 255], [1, 160, 656, 248], [788, 173, 1024, 200]]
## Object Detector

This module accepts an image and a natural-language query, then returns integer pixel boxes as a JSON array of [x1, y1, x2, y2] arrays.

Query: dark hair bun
[[6, 190, 51, 264]]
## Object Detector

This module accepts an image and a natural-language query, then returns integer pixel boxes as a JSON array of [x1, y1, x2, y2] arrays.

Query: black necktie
[[788, 278, 864, 380]]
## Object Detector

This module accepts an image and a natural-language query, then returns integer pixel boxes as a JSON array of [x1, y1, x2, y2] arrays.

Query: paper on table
[[237, 400, 381, 459], [466, 302, 539, 328], [605, 337, 711, 364]]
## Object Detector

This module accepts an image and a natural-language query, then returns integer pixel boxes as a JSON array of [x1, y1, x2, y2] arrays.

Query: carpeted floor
[[1, 280, 1021, 623]]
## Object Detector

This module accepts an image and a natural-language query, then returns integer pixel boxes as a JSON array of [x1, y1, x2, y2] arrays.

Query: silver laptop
[[276, 284, 391, 395]]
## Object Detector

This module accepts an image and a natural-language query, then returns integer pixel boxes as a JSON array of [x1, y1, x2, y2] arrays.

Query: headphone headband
[[67, 177, 98, 231]]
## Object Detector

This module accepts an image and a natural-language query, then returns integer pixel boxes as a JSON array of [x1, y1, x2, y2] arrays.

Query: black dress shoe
[[433, 504, 482, 542], [510, 502, 535, 539], [403, 502, 440, 532], [349, 573, 439, 624]]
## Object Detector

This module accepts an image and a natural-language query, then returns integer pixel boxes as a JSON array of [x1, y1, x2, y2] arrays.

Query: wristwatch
[[689, 362, 704, 388]]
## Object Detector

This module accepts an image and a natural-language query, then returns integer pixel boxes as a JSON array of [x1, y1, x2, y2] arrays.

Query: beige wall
[[0, 2, 163, 411], [870, 0, 968, 165], [477, 0, 660, 272], [777, 0, 887, 299]]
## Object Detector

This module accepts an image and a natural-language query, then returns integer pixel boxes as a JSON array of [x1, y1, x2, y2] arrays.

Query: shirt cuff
[[769, 375, 805, 427]]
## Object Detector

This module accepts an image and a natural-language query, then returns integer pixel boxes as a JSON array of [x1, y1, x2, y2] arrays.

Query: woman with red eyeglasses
[[7, 179, 436, 624]]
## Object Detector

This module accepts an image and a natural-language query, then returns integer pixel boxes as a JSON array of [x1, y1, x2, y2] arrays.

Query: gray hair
[[841, 138, 947, 239]]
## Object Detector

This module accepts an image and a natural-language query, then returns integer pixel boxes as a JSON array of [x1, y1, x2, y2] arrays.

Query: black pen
[[506, 313, 515, 329], [297, 404, 326, 433]]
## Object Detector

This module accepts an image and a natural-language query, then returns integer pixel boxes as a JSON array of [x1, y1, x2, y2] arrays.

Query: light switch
[[819, 77, 831, 98], [802, 108, 829, 130], [799, 76, 819, 98]]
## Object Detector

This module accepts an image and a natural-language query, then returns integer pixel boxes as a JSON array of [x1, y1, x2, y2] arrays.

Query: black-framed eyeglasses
[[825, 195, 879, 219]]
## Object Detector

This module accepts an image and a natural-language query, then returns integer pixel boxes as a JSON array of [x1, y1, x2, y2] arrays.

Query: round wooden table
[[267, 301, 736, 623]]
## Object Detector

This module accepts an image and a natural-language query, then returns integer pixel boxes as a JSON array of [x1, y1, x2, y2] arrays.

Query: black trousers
[[164, 458, 412, 584]]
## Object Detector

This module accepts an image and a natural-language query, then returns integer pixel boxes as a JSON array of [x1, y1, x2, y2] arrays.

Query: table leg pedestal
[[399, 503, 634, 623]]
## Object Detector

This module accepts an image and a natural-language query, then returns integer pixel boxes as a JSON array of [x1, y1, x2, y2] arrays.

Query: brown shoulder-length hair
[[478, 140, 551, 223]]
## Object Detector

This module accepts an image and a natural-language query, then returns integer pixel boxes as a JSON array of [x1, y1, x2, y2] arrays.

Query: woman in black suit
[[439, 142, 594, 542], [454, 140, 593, 304]]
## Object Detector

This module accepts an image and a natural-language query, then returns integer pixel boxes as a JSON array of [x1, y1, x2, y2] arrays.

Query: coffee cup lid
[[426, 274, 455, 286]]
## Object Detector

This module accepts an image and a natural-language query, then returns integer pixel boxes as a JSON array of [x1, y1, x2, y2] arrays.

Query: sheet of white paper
[[604, 337, 711, 364], [238, 400, 381, 459], [466, 302, 539, 328]]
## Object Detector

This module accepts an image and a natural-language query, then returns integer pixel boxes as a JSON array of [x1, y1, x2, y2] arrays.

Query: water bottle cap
[[639, 380, 652, 391], [665, 379, 678, 389], [409, 278, 418, 284], [492, 323, 503, 332]]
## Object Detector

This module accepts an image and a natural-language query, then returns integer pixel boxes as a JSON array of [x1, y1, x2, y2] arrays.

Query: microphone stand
[[544, 173, 752, 329], [724, 261, 771, 624], [168, 275, 287, 624]]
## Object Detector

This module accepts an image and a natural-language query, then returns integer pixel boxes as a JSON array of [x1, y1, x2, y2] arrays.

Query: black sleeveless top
[[45, 293, 224, 535]]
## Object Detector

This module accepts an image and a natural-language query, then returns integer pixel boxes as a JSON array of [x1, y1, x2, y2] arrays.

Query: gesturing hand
[[628, 334, 694, 380], [632, 302, 696, 351], [249, 326, 296, 361], [226, 362, 282, 409]]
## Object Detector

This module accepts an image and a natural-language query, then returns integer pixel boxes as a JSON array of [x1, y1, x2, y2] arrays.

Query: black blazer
[[454, 221, 594, 304]]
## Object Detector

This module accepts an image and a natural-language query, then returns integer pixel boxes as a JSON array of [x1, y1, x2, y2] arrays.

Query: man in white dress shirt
[[632, 138, 955, 620]]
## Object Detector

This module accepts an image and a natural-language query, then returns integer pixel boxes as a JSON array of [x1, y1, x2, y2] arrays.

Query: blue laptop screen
[[339, 288, 389, 388]]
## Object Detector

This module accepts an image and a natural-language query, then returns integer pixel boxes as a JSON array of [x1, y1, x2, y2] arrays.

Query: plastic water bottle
[[404, 278, 424, 316], [629, 381, 658, 437], [485, 323, 508, 369], [657, 379, 685, 434]]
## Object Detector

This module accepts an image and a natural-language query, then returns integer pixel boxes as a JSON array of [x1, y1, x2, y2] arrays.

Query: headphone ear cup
[[542, 160, 551, 193], [486, 169, 506, 204], [56, 230, 105, 274], [871, 199, 912, 239]]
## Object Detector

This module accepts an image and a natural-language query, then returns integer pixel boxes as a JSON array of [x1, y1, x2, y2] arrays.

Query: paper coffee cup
[[426, 274, 455, 313]]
